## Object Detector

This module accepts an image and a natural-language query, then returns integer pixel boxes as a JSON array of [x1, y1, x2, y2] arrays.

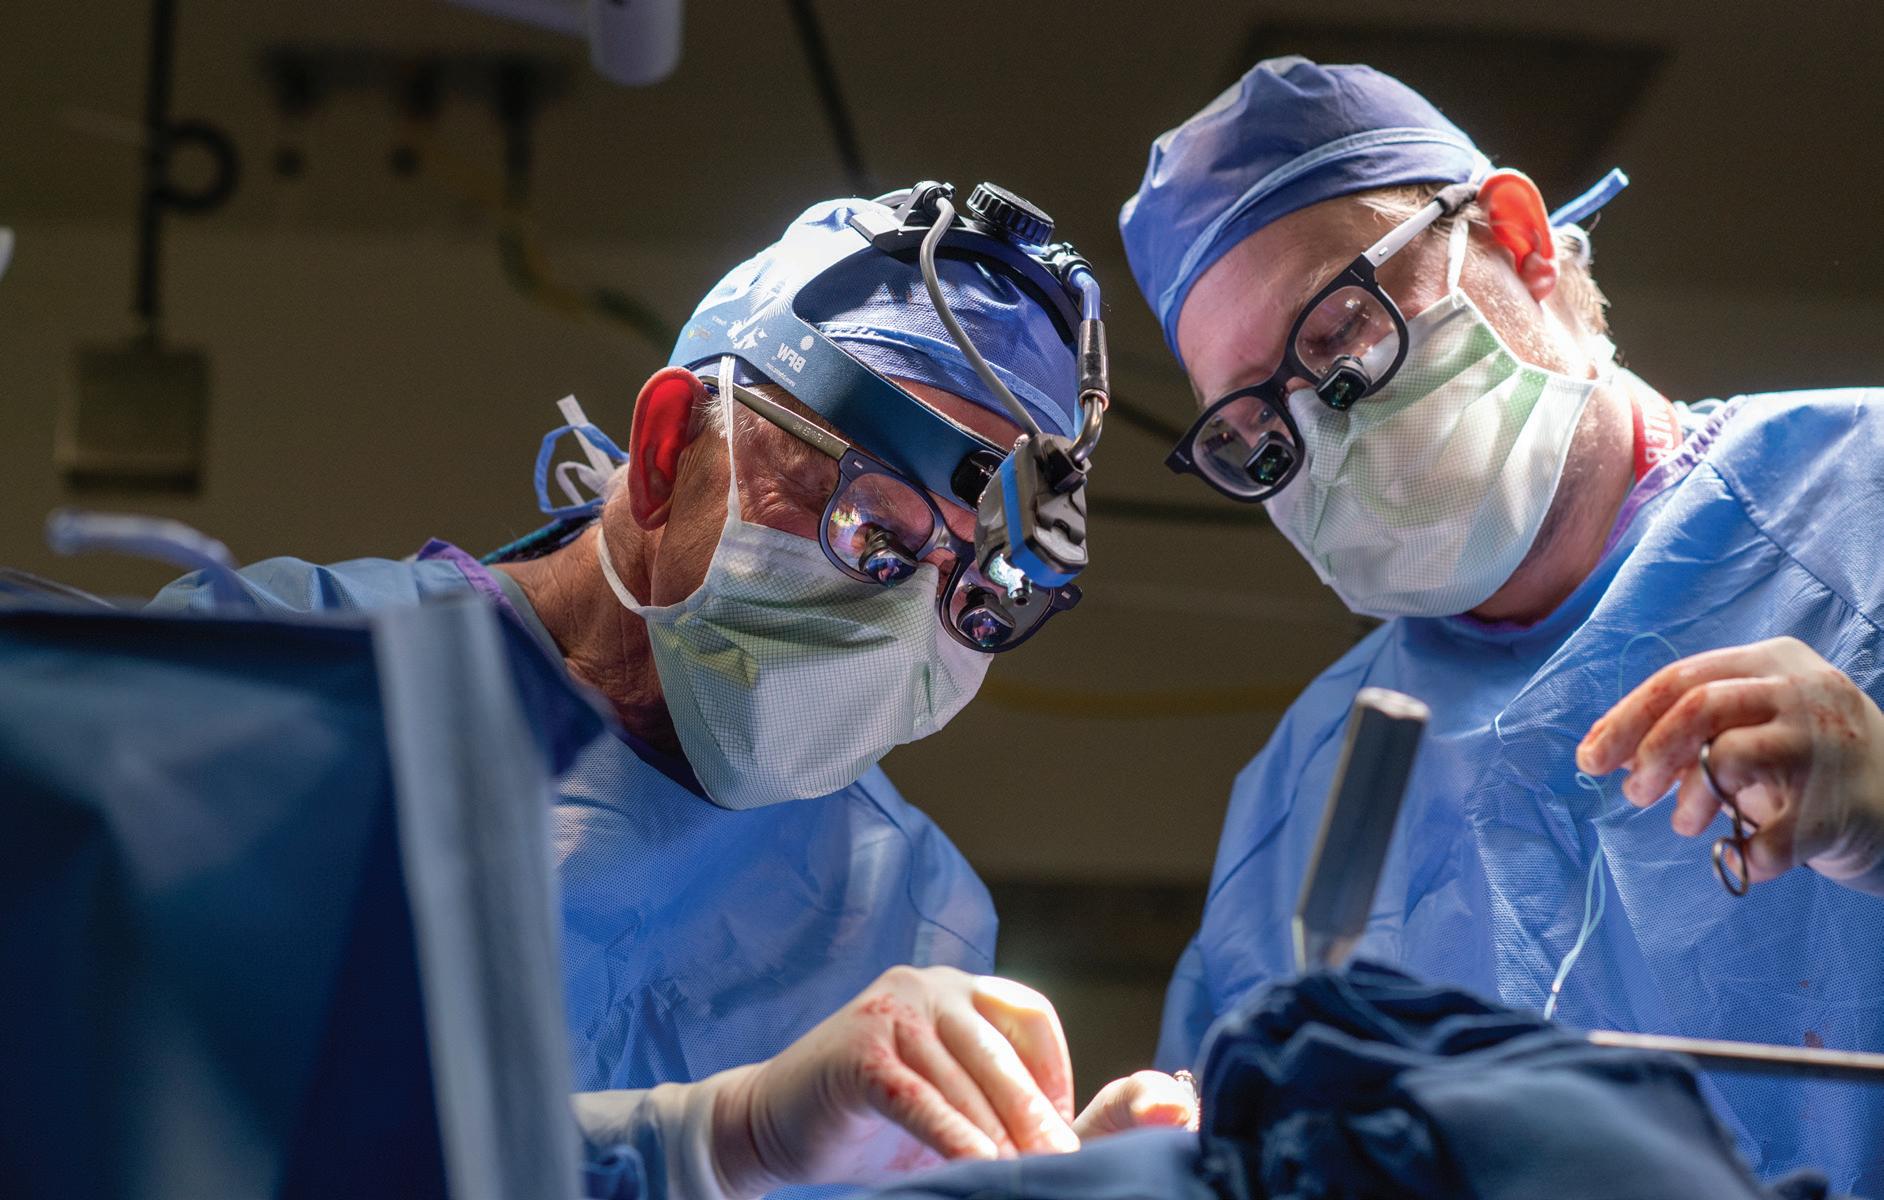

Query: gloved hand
[[706, 965, 1084, 1196], [1071, 1070, 1198, 1138], [1577, 636, 1884, 893]]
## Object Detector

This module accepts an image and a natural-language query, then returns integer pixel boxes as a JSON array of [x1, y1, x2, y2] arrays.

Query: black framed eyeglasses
[[706, 368, 1080, 653], [1166, 181, 1479, 503]]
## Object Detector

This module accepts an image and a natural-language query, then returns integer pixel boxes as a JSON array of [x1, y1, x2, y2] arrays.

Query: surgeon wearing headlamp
[[153, 189, 1187, 1196], [1123, 58, 1884, 1193]]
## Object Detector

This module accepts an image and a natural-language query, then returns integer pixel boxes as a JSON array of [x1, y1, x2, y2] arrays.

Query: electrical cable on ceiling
[[785, 0, 875, 197]]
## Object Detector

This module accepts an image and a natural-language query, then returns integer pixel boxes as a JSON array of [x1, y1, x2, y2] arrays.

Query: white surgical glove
[[576, 965, 1083, 1200], [1071, 1070, 1198, 1138], [1578, 636, 1884, 893]]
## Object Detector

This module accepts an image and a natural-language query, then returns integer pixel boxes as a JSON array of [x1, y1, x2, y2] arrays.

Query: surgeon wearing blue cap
[[152, 191, 1191, 1196], [1124, 57, 1884, 1192]]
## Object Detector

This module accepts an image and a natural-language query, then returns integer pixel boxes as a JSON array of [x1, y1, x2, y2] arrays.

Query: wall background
[[6, 0, 1884, 1097]]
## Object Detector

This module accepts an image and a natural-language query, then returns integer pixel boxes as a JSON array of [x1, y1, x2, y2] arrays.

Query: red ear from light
[[1478, 169, 1558, 302], [627, 367, 708, 529]]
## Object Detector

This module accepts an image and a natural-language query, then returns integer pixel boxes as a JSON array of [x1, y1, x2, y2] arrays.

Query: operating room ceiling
[[5, 0, 1883, 304]]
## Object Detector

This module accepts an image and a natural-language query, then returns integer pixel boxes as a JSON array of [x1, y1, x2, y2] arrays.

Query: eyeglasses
[[708, 372, 1080, 653], [1166, 181, 1479, 503]]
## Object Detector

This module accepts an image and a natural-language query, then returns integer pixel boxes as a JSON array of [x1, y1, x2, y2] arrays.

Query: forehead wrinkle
[[1287, 246, 1363, 313]]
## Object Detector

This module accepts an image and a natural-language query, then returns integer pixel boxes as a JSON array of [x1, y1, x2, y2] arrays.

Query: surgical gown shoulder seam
[[1703, 459, 1884, 637], [857, 783, 997, 965]]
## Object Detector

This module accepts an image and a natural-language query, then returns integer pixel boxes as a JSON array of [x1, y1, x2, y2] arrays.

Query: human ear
[[1480, 168, 1559, 303], [626, 367, 708, 530]]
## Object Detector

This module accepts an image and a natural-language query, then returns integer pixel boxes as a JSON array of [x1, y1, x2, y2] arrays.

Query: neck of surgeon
[[1467, 366, 1655, 626], [497, 505, 681, 756]]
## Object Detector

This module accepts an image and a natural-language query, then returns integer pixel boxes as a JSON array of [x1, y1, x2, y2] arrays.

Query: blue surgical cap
[[1120, 56, 1491, 365], [672, 198, 1080, 439]]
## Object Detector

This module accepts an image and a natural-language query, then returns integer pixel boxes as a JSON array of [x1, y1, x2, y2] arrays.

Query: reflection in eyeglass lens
[[826, 471, 939, 584], [1294, 286, 1399, 379], [1195, 393, 1297, 497]]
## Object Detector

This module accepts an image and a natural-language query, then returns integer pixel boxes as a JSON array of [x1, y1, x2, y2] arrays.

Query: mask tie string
[[1543, 632, 1681, 1020]]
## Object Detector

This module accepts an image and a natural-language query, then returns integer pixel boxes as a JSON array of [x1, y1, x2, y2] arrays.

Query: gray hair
[[594, 374, 831, 513]]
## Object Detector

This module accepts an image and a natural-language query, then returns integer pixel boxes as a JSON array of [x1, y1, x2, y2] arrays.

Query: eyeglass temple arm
[[1361, 181, 1480, 269], [708, 374, 850, 461]]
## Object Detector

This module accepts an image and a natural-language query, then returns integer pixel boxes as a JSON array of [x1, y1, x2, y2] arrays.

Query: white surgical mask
[[1264, 219, 1608, 618], [595, 359, 989, 809]]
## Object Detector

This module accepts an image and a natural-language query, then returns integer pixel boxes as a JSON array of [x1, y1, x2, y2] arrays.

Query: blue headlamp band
[[676, 210, 1083, 503]]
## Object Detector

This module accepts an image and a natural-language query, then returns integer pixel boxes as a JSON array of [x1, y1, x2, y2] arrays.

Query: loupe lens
[[944, 557, 1056, 651], [859, 526, 919, 583], [1316, 358, 1370, 411], [956, 587, 1017, 649], [1190, 392, 1299, 500], [1246, 432, 1297, 486]]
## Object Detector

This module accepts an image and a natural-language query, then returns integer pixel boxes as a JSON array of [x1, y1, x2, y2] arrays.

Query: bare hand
[[1577, 637, 1884, 892]]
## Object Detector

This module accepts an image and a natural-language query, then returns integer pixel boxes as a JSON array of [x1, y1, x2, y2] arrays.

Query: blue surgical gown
[[150, 542, 997, 1094], [1163, 390, 1884, 1193]]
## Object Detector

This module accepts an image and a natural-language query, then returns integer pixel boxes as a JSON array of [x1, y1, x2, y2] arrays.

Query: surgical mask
[[1264, 219, 1608, 619], [595, 360, 989, 810]]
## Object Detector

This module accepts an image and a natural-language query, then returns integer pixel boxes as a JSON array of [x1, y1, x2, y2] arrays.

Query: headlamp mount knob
[[898, 180, 956, 226], [965, 182, 1054, 246]]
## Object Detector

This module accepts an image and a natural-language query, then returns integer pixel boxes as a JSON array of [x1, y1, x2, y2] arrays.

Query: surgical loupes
[[971, 234, 1108, 595], [907, 182, 1107, 601]]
